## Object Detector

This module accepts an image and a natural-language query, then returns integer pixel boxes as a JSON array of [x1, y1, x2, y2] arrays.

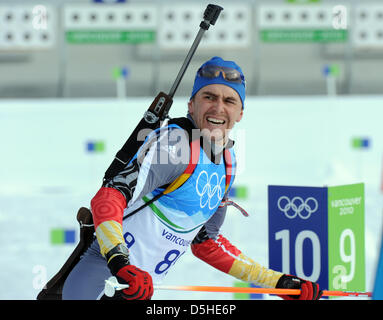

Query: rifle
[[103, 4, 223, 183]]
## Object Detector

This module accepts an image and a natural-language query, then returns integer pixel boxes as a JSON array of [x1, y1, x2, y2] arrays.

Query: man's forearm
[[191, 234, 283, 288]]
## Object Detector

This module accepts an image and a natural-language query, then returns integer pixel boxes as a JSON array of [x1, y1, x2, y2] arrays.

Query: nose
[[212, 97, 225, 113]]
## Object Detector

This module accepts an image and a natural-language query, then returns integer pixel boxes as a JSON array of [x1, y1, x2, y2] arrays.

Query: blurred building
[[1, 0, 383, 99]]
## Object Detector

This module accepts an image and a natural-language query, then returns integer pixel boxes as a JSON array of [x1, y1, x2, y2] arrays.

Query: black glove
[[276, 274, 323, 300]]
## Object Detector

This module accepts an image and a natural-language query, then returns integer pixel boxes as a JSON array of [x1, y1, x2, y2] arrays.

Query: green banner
[[328, 183, 365, 293], [66, 30, 155, 44], [260, 29, 347, 43]]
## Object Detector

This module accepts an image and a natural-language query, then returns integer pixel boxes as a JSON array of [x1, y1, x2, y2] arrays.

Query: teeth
[[207, 117, 225, 124]]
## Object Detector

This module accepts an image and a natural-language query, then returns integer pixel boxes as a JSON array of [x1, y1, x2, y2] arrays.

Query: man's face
[[188, 84, 243, 144]]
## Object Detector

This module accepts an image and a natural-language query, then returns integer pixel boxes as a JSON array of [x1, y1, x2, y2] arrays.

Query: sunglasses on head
[[197, 65, 245, 85]]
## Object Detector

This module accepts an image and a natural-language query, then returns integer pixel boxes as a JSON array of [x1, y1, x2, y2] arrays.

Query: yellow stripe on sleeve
[[228, 253, 284, 288], [95, 220, 124, 257]]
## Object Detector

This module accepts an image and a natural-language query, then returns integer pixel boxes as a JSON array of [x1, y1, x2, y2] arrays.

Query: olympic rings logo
[[277, 196, 318, 220], [196, 170, 225, 210]]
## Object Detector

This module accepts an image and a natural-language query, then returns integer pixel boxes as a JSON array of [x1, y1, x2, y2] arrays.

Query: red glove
[[115, 265, 153, 300], [276, 274, 322, 300], [107, 250, 153, 300]]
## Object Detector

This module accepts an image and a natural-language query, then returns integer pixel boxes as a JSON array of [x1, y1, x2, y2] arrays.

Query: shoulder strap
[[123, 117, 196, 220], [167, 116, 196, 135], [163, 139, 200, 194], [159, 116, 200, 194], [165, 139, 235, 195]]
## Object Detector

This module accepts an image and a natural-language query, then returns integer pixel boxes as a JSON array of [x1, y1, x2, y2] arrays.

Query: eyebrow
[[201, 90, 218, 98], [201, 90, 239, 102]]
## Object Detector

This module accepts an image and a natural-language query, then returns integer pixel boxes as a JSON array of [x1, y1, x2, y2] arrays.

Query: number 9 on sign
[[332, 229, 355, 289]]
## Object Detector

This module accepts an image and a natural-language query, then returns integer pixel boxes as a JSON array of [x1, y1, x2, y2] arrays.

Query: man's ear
[[236, 109, 243, 123], [187, 99, 194, 115]]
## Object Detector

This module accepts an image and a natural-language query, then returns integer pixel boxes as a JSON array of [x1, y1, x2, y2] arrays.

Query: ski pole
[[104, 277, 372, 298], [104, 276, 300, 297], [155, 285, 372, 298]]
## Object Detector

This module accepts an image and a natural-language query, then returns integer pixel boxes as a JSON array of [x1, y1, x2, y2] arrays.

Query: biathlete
[[62, 56, 322, 300]]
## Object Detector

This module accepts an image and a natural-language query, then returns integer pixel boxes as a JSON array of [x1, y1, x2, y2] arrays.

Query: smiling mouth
[[206, 117, 226, 125]]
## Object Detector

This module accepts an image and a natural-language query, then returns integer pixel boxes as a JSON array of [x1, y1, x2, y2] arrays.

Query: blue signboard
[[268, 185, 328, 288]]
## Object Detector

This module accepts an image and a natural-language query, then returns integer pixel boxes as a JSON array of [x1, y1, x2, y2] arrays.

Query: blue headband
[[190, 56, 246, 108]]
